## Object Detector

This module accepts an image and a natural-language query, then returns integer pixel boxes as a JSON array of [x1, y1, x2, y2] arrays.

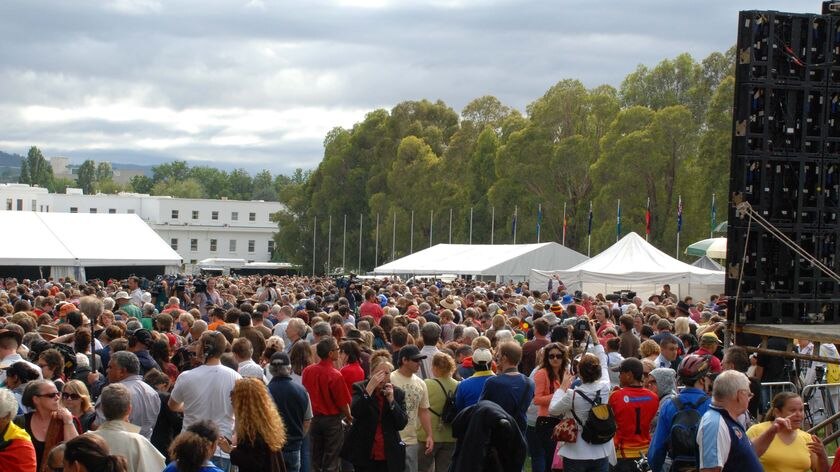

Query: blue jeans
[[562, 457, 609, 472], [284, 448, 302, 472], [526, 425, 555, 472], [212, 455, 232, 472], [301, 433, 311, 472]]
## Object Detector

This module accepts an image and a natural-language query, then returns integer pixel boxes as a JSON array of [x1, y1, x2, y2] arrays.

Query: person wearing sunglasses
[[61, 380, 96, 433], [20, 379, 81, 471]]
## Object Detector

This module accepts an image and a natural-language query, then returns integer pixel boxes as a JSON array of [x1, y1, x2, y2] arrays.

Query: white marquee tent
[[373, 242, 587, 281], [0, 212, 182, 280], [530, 232, 725, 298]]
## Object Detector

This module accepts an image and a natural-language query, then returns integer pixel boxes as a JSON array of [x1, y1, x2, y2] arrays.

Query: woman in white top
[[549, 319, 615, 472]]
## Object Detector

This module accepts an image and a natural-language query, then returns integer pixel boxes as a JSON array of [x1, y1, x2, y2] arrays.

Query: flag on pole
[[616, 199, 621, 241], [677, 196, 683, 233], [562, 202, 567, 246], [588, 201, 593, 236], [710, 193, 716, 238], [645, 197, 651, 239]]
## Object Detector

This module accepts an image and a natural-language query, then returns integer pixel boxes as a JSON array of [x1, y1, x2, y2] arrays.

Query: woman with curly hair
[[218, 378, 287, 472]]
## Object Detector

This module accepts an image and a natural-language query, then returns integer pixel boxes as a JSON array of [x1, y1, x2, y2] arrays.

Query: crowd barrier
[[802, 383, 840, 433]]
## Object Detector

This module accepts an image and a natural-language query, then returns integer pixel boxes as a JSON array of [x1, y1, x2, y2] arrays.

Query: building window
[[70, 207, 78, 213], [248, 240, 255, 253], [212, 211, 219, 220], [190, 239, 198, 251], [16, 199, 22, 211], [249, 212, 256, 222], [190, 259, 197, 265], [5, 199, 11, 210], [108, 208, 116, 214], [89, 208, 97, 213], [31, 200, 36, 211], [192, 210, 199, 219], [229, 239, 237, 252], [171, 238, 178, 250], [210, 239, 217, 252], [268, 240, 274, 254], [171, 210, 179, 219], [231, 211, 238, 221], [127, 209, 135, 214]]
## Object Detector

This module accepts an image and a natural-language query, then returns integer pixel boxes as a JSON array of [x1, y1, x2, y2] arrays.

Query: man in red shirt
[[359, 289, 384, 324], [609, 357, 659, 472], [695, 332, 723, 374], [302, 337, 353, 472]]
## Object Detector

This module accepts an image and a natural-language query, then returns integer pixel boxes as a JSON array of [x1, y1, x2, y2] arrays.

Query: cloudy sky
[[0, 0, 816, 175]]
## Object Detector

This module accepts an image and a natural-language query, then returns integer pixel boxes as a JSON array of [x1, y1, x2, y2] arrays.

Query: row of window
[[69, 207, 130, 214], [170, 238, 275, 254], [6, 199, 49, 212], [171, 210, 258, 222]]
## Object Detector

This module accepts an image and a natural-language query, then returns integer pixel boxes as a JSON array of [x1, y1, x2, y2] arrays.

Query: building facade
[[0, 184, 283, 269]]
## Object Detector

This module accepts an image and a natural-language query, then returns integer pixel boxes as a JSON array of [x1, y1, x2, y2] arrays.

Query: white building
[[0, 183, 283, 270]]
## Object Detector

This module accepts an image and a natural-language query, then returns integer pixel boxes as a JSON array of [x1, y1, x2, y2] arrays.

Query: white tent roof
[[691, 255, 724, 271], [0, 212, 182, 267], [373, 242, 587, 277], [538, 232, 723, 285]]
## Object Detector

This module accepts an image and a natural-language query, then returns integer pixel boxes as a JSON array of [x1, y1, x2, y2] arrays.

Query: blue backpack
[[668, 395, 708, 469]]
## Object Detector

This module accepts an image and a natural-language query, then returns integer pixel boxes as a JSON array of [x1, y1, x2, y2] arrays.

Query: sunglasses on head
[[62, 392, 82, 400]]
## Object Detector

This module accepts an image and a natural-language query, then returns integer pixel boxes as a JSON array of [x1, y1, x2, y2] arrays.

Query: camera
[[193, 279, 208, 294], [572, 318, 590, 341]]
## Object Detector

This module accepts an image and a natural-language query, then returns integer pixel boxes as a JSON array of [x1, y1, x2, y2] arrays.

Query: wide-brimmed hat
[[114, 291, 131, 301], [37, 324, 59, 341], [440, 296, 459, 310]]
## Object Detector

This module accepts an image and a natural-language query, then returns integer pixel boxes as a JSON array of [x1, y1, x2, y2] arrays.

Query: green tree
[[96, 161, 113, 183], [76, 160, 97, 194], [150, 178, 204, 198], [19, 146, 53, 188], [129, 175, 154, 194], [189, 166, 230, 199], [50, 177, 76, 194], [152, 161, 190, 183], [251, 169, 276, 201], [228, 169, 253, 200]]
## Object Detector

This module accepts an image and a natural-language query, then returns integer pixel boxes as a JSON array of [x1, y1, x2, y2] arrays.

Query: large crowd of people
[[0, 274, 837, 472]]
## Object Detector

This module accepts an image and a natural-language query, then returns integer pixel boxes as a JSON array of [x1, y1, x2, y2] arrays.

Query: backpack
[[429, 379, 458, 424], [571, 389, 616, 445], [668, 395, 708, 469]]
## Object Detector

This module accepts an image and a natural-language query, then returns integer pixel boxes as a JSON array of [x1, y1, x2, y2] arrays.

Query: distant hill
[[0, 150, 23, 167]]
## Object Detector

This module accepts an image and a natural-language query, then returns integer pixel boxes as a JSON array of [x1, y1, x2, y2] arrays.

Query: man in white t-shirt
[[390, 345, 434, 472], [169, 330, 241, 472]]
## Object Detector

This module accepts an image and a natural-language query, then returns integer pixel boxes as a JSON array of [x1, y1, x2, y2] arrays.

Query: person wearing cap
[[696, 333, 723, 374], [647, 354, 714, 472], [115, 290, 143, 320], [455, 347, 495, 412], [127, 328, 162, 375], [302, 337, 353, 472], [268, 352, 312, 472], [390, 344, 434, 472], [0, 326, 41, 385], [608, 358, 659, 471]]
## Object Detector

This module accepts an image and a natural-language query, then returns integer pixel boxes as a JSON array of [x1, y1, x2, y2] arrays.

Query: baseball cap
[[610, 357, 644, 379], [398, 345, 427, 364], [130, 328, 153, 346], [472, 348, 493, 365], [700, 332, 722, 345]]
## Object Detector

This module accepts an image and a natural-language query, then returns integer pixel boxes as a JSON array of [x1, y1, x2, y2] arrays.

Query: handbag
[[551, 391, 578, 443], [535, 415, 561, 437]]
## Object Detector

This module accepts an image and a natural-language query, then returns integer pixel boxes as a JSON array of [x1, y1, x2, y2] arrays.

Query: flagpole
[[491, 206, 495, 244], [429, 210, 434, 248], [391, 211, 396, 261], [676, 195, 682, 260], [375, 213, 380, 267], [645, 197, 650, 242], [469, 207, 473, 244], [562, 202, 567, 246], [327, 215, 332, 274], [710, 193, 716, 238], [358, 213, 362, 273], [616, 199, 621, 242], [587, 201, 592, 257], [513, 206, 518, 244], [449, 208, 453, 244], [342, 214, 347, 271], [312, 215, 317, 277], [410, 210, 414, 254], [537, 203, 542, 243]]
